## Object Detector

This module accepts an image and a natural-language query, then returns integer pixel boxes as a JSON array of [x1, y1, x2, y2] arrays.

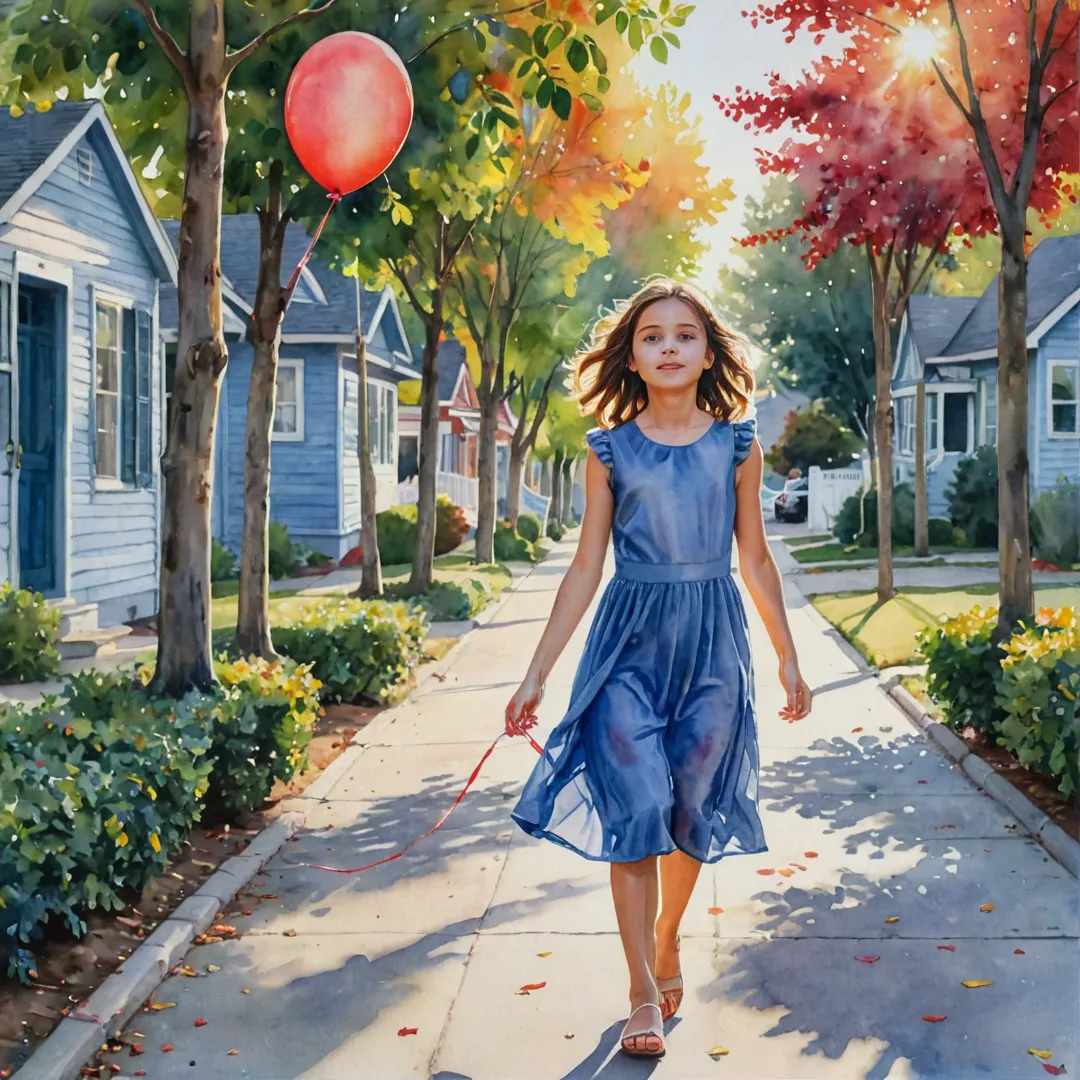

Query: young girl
[[504, 278, 812, 1058]]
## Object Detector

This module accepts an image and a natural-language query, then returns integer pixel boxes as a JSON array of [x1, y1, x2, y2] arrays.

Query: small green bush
[[547, 520, 565, 542], [952, 526, 969, 548], [1031, 478, 1080, 568], [917, 605, 1004, 734], [269, 521, 300, 580], [435, 496, 470, 556], [494, 521, 535, 562], [272, 598, 428, 705], [832, 484, 915, 546], [385, 578, 491, 622], [377, 504, 419, 566], [946, 445, 998, 549], [0, 583, 62, 684], [211, 539, 237, 582], [516, 513, 542, 544], [928, 517, 954, 547]]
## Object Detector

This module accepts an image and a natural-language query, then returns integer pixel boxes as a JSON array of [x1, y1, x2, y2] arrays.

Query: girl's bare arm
[[505, 450, 613, 728], [733, 439, 812, 720]]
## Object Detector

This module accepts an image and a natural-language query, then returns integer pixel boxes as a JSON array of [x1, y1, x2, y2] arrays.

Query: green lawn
[[812, 583, 1080, 668], [791, 542, 992, 565]]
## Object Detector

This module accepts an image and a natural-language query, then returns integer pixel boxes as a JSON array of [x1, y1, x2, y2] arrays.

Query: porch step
[[57, 625, 132, 662], [48, 599, 101, 638]]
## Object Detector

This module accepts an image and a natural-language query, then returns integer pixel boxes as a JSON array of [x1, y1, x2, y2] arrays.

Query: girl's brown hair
[[572, 277, 755, 429]]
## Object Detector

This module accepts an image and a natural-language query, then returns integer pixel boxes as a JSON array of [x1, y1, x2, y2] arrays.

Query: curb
[[15, 544, 564, 1080]]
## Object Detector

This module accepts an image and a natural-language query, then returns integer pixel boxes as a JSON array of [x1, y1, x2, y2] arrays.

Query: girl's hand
[[778, 659, 812, 723], [505, 673, 544, 737]]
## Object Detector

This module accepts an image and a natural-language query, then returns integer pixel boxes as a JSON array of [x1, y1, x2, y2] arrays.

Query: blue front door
[[17, 285, 59, 595]]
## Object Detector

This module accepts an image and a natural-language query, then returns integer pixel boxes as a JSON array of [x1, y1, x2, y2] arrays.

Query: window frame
[[1048, 359, 1080, 439], [94, 299, 123, 484], [272, 358, 305, 442]]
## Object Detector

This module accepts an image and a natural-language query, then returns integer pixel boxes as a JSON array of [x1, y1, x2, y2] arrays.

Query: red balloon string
[[298, 718, 545, 876], [282, 191, 342, 300]]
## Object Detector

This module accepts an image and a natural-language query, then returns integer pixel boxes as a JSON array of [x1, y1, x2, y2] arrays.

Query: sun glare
[[898, 24, 945, 67]]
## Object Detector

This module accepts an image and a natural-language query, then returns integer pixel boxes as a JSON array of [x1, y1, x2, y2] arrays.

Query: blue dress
[[511, 416, 766, 864]]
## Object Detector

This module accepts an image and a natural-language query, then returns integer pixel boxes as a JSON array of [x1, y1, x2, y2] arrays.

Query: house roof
[[906, 295, 980, 361], [160, 214, 419, 376], [0, 101, 177, 282], [932, 234, 1080, 359]]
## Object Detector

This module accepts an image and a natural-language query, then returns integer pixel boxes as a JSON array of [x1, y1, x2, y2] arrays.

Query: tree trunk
[[235, 197, 287, 660], [914, 380, 929, 558], [354, 317, 382, 599], [506, 439, 526, 526], [407, 311, 442, 594], [475, 372, 498, 563], [561, 455, 574, 525], [153, 28, 228, 697], [996, 225, 1034, 632], [869, 251, 895, 604], [550, 448, 564, 533]]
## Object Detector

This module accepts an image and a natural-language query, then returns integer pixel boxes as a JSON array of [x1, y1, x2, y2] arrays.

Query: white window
[[365, 382, 396, 465], [981, 378, 997, 447], [1050, 361, 1080, 436], [95, 301, 121, 478], [925, 392, 940, 453], [897, 396, 914, 455], [273, 359, 304, 441]]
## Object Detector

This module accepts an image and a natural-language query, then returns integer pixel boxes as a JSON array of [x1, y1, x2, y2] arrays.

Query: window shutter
[[89, 287, 98, 477], [136, 309, 153, 487], [121, 307, 137, 484]]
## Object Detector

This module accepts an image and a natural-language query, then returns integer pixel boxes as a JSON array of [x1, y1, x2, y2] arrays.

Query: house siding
[[0, 132, 162, 622], [1035, 307, 1080, 491]]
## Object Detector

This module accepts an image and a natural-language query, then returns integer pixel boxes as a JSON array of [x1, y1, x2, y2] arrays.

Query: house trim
[[272, 358, 305, 442], [1030, 285, 1080, 348], [1046, 357, 1080, 441], [893, 315, 910, 381]]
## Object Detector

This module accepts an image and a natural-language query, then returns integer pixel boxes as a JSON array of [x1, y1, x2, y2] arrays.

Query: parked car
[[773, 476, 809, 523]]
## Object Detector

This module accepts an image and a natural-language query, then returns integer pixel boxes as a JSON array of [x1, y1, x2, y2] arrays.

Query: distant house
[[0, 102, 176, 633], [893, 235, 1080, 518], [160, 215, 420, 561]]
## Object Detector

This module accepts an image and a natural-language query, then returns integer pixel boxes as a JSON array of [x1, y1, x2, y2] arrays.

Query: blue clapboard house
[[893, 234, 1080, 517], [0, 102, 176, 645], [160, 215, 421, 561]]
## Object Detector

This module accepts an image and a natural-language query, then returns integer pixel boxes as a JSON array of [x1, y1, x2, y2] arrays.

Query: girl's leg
[[610, 857, 662, 1053], [656, 849, 703, 982]]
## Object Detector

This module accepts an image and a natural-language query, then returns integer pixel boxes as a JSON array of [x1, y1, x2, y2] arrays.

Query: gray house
[[893, 235, 1080, 516], [0, 102, 176, 633]]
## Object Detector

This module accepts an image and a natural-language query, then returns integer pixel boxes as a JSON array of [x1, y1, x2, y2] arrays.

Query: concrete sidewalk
[[110, 543, 1078, 1079]]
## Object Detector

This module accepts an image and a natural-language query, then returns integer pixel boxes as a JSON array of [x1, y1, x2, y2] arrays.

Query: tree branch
[[390, 260, 431, 323], [129, 0, 193, 92], [224, 0, 339, 78]]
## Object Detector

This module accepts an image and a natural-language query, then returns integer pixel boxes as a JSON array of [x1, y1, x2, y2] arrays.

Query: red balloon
[[285, 32, 413, 196]]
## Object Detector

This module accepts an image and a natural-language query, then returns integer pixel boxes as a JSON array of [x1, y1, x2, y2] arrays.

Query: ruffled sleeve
[[586, 427, 613, 469], [732, 417, 757, 466]]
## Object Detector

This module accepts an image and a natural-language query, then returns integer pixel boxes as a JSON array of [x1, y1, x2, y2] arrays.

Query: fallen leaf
[[1030, 1050, 1054, 1060], [519, 982, 547, 992], [397, 1027, 418, 1037], [755, 868, 775, 875], [179, 966, 199, 977], [206, 965, 221, 973], [851, 727, 863, 733], [227, 1049, 239, 1056], [161, 1045, 174, 1053], [922, 1015, 947, 1023], [938, 824, 957, 830], [150, 1003, 175, 1011], [707, 1046, 730, 1057], [856, 956, 880, 963], [1042, 1065, 1067, 1076], [804, 851, 818, 858], [980, 903, 995, 912], [565, 1033, 575, 1039], [707, 906, 725, 915], [115, 916, 142, 929], [242, 910, 252, 916], [1014, 949, 1026, 955], [194, 1018, 208, 1027], [790, 863, 807, 871], [778, 868, 794, 877], [961, 980, 994, 988], [211, 924, 237, 935], [242, 988, 251, 995], [918, 779, 928, 784], [283, 930, 297, 937], [258, 893, 278, 900], [937, 944, 956, 952], [885, 917, 900, 924], [537, 951, 552, 957]]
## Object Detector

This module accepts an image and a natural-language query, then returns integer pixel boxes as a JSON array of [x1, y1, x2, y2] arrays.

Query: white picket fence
[[807, 461, 871, 532], [396, 472, 479, 522]]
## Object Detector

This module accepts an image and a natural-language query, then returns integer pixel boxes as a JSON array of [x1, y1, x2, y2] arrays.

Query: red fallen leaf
[[1014, 949, 1026, 955], [707, 906, 724, 914], [755, 868, 776, 875], [938, 824, 957, 830], [129, 1042, 144, 1056], [937, 944, 956, 952], [258, 894, 278, 900], [917, 779, 928, 784], [161, 1045, 174, 1053], [242, 910, 253, 916], [922, 1015, 947, 1022], [1042, 1065, 1067, 1076], [519, 982, 547, 992], [790, 863, 808, 871], [194, 1018, 208, 1027], [852, 727, 863, 733], [856, 956, 880, 963], [804, 851, 818, 858], [397, 1027, 418, 1037]]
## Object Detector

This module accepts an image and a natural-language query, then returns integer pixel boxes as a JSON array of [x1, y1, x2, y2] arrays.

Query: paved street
[[117, 542, 1079, 1079]]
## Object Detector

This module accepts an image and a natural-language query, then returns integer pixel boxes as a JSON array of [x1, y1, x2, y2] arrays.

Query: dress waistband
[[614, 558, 732, 584]]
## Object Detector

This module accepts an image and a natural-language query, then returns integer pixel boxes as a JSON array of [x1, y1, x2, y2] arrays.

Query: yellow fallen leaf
[[707, 1046, 730, 1057], [206, 965, 221, 973], [150, 1003, 176, 1011], [980, 903, 995, 912], [537, 951, 552, 957], [227, 1049, 239, 1056], [242, 988, 250, 995], [1029, 1049, 1054, 1060], [885, 917, 900, 924], [961, 980, 994, 988]]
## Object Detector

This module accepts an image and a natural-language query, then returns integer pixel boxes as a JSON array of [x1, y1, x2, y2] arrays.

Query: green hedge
[[271, 598, 428, 705], [1031, 478, 1080, 568], [494, 521, 535, 562], [386, 577, 492, 622], [377, 498, 471, 565], [946, 445, 998, 549], [516, 513, 542, 544], [832, 484, 915, 547], [0, 583, 61, 684]]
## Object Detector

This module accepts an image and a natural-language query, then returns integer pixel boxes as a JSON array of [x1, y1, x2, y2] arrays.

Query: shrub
[[377, 504, 418, 566], [0, 583, 62, 684], [946, 445, 998, 549], [998, 608, 1080, 796], [201, 657, 322, 821], [516, 513, 543, 544], [917, 605, 1004, 734], [952, 526, 969, 548], [928, 517, 954, 547], [0, 673, 215, 981], [386, 578, 490, 622], [305, 548, 332, 570], [1031, 478, 1080, 568], [764, 407, 863, 476], [211, 539, 237, 582], [832, 484, 916, 546], [272, 598, 428, 705], [547, 520, 565, 543], [493, 520, 535, 563], [269, 521, 300, 580], [435, 496, 470, 556]]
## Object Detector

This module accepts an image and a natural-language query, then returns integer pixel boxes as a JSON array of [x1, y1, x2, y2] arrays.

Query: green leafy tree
[[763, 407, 862, 476]]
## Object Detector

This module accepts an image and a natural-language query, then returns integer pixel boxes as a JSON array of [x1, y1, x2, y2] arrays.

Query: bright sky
[[630, 2, 831, 284]]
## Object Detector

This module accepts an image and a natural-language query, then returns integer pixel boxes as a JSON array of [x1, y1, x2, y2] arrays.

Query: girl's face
[[628, 296, 712, 392]]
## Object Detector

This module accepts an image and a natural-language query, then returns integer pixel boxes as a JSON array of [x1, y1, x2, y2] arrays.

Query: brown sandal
[[621, 1002, 665, 1057]]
